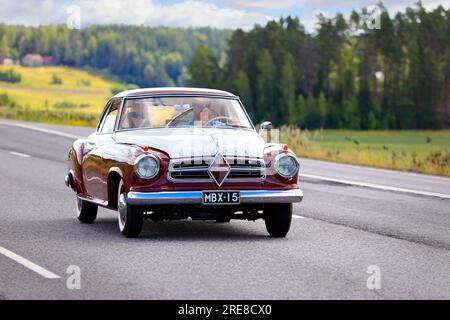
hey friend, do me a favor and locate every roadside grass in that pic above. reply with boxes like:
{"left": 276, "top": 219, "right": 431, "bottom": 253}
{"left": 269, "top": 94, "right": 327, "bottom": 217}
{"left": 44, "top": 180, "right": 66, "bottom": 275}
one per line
{"left": 0, "top": 105, "right": 98, "bottom": 127}
{"left": 281, "top": 126, "right": 450, "bottom": 177}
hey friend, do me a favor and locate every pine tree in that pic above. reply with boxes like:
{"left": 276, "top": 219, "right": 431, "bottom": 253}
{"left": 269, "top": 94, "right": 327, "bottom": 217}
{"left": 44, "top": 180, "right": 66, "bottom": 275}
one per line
{"left": 187, "top": 44, "right": 221, "bottom": 88}
{"left": 256, "top": 49, "right": 276, "bottom": 122}
{"left": 234, "top": 70, "right": 253, "bottom": 115}
{"left": 280, "top": 53, "right": 296, "bottom": 125}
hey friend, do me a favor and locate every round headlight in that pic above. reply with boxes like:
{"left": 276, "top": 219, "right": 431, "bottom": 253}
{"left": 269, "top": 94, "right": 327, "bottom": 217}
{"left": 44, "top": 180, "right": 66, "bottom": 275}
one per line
{"left": 275, "top": 154, "right": 299, "bottom": 178}
{"left": 134, "top": 155, "right": 159, "bottom": 179}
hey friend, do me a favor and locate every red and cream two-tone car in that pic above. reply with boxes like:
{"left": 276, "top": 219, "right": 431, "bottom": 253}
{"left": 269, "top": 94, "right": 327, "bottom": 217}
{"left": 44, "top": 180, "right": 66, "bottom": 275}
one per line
{"left": 65, "top": 88, "right": 303, "bottom": 238}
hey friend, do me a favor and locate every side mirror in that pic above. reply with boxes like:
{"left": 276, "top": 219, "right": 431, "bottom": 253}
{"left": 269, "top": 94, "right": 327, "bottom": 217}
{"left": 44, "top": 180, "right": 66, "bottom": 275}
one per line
{"left": 260, "top": 121, "right": 273, "bottom": 131}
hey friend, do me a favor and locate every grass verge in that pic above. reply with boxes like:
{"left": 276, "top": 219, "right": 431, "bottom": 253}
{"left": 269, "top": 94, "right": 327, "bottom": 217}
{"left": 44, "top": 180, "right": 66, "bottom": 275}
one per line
{"left": 281, "top": 126, "right": 450, "bottom": 177}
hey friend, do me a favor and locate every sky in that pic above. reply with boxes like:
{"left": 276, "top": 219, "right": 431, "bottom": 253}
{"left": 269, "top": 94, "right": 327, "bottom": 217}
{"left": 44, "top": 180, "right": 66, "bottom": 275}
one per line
{"left": 0, "top": 0, "right": 448, "bottom": 31}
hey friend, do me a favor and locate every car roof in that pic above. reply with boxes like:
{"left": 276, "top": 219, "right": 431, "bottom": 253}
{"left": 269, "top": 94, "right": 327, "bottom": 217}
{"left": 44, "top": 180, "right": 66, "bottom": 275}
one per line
{"left": 113, "top": 87, "right": 237, "bottom": 98}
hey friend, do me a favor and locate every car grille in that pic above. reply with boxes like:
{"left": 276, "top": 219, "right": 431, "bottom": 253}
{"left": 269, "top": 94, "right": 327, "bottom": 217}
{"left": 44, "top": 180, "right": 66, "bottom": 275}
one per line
{"left": 168, "top": 156, "right": 266, "bottom": 182}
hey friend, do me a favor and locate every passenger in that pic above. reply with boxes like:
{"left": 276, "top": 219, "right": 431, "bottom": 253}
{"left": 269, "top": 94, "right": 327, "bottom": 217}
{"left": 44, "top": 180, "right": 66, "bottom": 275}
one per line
{"left": 127, "top": 103, "right": 150, "bottom": 129}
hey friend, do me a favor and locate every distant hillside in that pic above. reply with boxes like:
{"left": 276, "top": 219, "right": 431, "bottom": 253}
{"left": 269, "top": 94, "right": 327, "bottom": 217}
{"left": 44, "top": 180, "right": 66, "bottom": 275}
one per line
{"left": 0, "top": 65, "right": 122, "bottom": 113}
{"left": 0, "top": 24, "right": 232, "bottom": 88}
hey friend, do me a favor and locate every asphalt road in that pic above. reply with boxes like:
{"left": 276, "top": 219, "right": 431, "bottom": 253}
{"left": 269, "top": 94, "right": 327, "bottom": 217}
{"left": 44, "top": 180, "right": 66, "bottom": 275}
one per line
{"left": 1, "top": 120, "right": 450, "bottom": 299}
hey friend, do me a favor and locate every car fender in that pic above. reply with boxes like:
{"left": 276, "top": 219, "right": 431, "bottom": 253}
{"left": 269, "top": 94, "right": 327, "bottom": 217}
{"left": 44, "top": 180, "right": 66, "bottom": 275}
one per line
{"left": 67, "top": 139, "right": 86, "bottom": 193}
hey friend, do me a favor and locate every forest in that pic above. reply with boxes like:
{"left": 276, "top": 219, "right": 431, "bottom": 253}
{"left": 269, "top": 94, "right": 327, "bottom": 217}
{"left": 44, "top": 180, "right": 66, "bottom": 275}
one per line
{"left": 188, "top": 3, "right": 450, "bottom": 129}
{"left": 0, "top": 24, "right": 231, "bottom": 88}
{"left": 0, "top": 3, "right": 449, "bottom": 129}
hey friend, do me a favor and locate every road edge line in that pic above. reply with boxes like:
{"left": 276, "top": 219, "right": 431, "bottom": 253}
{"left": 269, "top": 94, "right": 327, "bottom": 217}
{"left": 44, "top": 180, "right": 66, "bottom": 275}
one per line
{"left": 299, "top": 173, "right": 450, "bottom": 199}
{"left": 0, "top": 120, "right": 84, "bottom": 140}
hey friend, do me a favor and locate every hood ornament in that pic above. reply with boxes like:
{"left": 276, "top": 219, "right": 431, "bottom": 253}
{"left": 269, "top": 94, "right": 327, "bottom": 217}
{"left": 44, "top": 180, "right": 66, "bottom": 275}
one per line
{"left": 208, "top": 152, "right": 231, "bottom": 187}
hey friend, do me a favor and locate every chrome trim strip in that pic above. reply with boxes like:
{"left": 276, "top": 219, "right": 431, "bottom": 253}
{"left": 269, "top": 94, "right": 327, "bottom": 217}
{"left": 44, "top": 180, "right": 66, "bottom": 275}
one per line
{"left": 127, "top": 189, "right": 303, "bottom": 205}
{"left": 168, "top": 156, "right": 266, "bottom": 183}
{"left": 77, "top": 195, "right": 109, "bottom": 207}
{"left": 119, "top": 93, "right": 238, "bottom": 99}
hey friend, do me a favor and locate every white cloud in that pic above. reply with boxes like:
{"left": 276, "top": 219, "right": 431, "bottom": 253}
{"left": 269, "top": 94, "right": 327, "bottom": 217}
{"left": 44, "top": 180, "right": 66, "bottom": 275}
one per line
{"left": 230, "top": 0, "right": 448, "bottom": 11}
{"left": 0, "top": 0, "right": 273, "bottom": 29}
{"left": 230, "top": 0, "right": 301, "bottom": 9}
{"left": 0, "top": 0, "right": 447, "bottom": 31}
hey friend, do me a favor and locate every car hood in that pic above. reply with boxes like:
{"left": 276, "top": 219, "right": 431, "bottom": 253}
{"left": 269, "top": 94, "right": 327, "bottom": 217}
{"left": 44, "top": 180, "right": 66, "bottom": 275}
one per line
{"left": 114, "top": 127, "right": 266, "bottom": 159}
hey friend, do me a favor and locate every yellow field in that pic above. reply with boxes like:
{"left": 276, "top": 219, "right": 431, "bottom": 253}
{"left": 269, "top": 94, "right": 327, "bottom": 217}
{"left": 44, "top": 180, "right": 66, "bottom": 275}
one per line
{"left": 0, "top": 65, "right": 121, "bottom": 113}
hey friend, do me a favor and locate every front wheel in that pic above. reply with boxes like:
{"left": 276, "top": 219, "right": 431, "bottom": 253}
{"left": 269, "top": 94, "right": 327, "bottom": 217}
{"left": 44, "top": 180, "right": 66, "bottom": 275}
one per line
{"left": 117, "top": 180, "right": 143, "bottom": 238}
{"left": 264, "top": 203, "right": 292, "bottom": 238}
{"left": 76, "top": 197, "right": 98, "bottom": 223}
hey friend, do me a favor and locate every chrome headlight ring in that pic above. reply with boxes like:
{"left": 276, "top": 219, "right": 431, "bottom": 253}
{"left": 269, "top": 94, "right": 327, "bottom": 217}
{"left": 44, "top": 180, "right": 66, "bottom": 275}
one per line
{"left": 134, "top": 154, "right": 160, "bottom": 180}
{"left": 274, "top": 153, "right": 299, "bottom": 179}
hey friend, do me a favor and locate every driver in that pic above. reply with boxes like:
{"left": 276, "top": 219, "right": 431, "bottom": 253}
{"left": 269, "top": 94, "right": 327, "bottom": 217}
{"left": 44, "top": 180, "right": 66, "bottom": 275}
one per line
{"left": 127, "top": 102, "right": 150, "bottom": 129}
{"left": 193, "top": 106, "right": 211, "bottom": 126}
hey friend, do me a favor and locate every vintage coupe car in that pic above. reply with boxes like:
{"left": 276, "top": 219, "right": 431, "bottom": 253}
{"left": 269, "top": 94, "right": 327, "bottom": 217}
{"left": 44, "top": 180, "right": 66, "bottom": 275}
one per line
{"left": 65, "top": 87, "right": 303, "bottom": 238}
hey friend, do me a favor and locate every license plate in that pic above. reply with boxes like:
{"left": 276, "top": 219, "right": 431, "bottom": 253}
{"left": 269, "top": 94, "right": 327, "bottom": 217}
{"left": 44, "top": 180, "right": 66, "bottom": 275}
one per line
{"left": 202, "top": 191, "right": 240, "bottom": 205}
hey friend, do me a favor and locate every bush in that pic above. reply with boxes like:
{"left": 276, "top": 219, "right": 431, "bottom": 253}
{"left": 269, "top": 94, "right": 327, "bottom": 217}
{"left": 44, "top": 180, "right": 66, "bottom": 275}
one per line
{"left": 77, "top": 78, "right": 91, "bottom": 87}
{"left": 51, "top": 74, "right": 63, "bottom": 85}
{"left": 54, "top": 100, "right": 77, "bottom": 109}
{"left": 0, "top": 69, "right": 21, "bottom": 83}
{"left": 0, "top": 93, "right": 10, "bottom": 106}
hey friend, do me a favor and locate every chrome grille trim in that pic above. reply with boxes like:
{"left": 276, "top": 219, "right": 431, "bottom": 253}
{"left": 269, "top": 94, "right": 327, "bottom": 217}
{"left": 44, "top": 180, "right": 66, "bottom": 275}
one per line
{"left": 168, "top": 156, "right": 266, "bottom": 183}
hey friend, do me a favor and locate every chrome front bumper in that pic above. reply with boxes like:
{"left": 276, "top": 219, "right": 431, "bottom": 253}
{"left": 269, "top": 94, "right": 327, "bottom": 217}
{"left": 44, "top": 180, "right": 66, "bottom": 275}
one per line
{"left": 127, "top": 189, "right": 303, "bottom": 205}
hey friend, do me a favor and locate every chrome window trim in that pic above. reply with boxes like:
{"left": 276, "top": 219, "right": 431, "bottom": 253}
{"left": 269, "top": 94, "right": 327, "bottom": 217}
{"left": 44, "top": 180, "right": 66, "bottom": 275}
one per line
{"left": 96, "top": 100, "right": 113, "bottom": 133}
{"left": 115, "top": 94, "right": 255, "bottom": 133}
{"left": 97, "top": 98, "right": 122, "bottom": 135}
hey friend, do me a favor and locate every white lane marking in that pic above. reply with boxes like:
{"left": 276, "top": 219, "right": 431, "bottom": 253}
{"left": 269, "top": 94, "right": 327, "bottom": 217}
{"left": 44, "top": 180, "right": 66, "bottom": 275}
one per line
{"left": 0, "top": 246, "right": 61, "bottom": 279}
{"left": 10, "top": 151, "right": 30, "bottom": 158}
{"left": 300, "top": 173, "right": 450, "bottom": 199}
{"left": 293, "top": 215, "right": 305, "bottom": 219}
{"left": 0, "top": 121, "right": 84, "bottom": 140}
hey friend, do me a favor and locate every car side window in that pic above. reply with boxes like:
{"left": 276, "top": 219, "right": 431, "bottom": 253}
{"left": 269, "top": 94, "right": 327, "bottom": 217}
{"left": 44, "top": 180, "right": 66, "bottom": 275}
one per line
{"left": 99, "top": 100, "right": 121, "bottom": 134}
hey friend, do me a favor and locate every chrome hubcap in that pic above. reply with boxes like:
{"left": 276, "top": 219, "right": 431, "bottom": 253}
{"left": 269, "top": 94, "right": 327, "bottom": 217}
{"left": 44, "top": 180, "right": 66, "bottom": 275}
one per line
{"left": 76, "top": 197, "right": 82, "bottom": 216}
{"left": 118, "top": 192, "right": 127, "bottom": 231}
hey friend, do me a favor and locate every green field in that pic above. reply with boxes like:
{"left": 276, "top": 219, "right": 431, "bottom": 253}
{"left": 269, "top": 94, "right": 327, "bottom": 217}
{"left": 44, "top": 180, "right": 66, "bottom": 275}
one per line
{"left": 281, "top": 127, "right": 450, "bottom": 177}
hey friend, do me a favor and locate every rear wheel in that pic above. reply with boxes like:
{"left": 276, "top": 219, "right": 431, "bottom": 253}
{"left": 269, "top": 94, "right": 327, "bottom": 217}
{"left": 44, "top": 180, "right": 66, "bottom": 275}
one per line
{"left": 76, "top": 197, "right": 98, "bottom": 223}
{"left": 117, "top": 180, "right": 143, "bottom": 238}
{"left": 264, "top": 203, "right": 292, "bottom": 238}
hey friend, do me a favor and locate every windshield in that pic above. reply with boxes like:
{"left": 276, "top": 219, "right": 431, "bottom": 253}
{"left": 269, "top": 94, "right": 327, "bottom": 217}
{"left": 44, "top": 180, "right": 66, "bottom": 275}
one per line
{"left": 118, "top": 96, "right": 253, "bottom": 130}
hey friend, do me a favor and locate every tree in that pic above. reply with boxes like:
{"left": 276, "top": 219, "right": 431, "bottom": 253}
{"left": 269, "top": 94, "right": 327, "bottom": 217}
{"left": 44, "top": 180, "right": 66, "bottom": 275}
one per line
{"left": 234, "top": 70, "right": 253, "bottom": 115}
{"left": 317, "top": 91, "right": 328, "bottom": 127}
{"left": 296, "top": 95, "right": 307, "bottom": 127}
{"left": 358, "top": 81, "right": 376, "bottom": 130}
{"left": 187, "top": 44, "right": 221, "bottom": 88}
{"left": 280, "top": 53, "right": 296, "bottom": 125}
{"left": 255, "top": 49, "right": 276, "bottom": 122}
{"left": 340, "top": 98, "right": 360, "bottom": 129}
